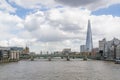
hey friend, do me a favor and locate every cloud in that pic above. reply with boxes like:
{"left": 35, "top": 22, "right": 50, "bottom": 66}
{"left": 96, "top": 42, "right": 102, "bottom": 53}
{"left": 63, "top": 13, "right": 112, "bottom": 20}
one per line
{"left": 22, "top": 7, "right": 120, "bottom": 50}
{"left": 55, "top": 0, "right": 120, "bottom": 10}
{"left": 91, "top": 15, "right": 120, "bottom": 39}
{"left": 0, "top": 11, "right": 23, "bottom": 39}
{"left": 24, "top": 11, "right": 45, "bottom": 31}
{"left": 8, "top": 0, "right": 120, "bottom": 11}
{"left": 47, "top": 8, "right": 90, "bottom": 32}
{"left": 0, "top": 1, "right": 120, "bottom": 52}
{"left": 0, "top": 0, "right": 16, "bottom": 13}
{"left": 9, "top": 0, "right": 56, "bottom": 9}
{"left": 55, "top": 0, "right": 98, "bottom": 7}
{"left": 23, "top": 8, "right": 90, "bottom": 43}
{"left": 0, "top": 37, "right": 36, "bottom": 47}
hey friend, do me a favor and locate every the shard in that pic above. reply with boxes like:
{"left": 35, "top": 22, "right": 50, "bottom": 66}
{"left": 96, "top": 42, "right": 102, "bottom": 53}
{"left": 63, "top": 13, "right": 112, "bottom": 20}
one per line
{"left": 86, "top": 20, "right": 93, "bottom": 52}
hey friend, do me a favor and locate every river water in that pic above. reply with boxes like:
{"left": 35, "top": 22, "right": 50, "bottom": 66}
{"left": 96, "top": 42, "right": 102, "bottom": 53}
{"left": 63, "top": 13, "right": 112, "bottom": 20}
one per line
{"left": 0, "top": 59, "right": 120, "bottom": 80}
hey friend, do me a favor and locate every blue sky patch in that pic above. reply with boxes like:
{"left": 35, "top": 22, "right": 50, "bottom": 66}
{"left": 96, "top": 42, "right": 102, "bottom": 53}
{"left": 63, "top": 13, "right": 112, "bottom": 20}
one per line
{"left": 7, "top": 0, "right": 51, "bottom": 18}
{"left": 92, "top": 3, "right": 120, "bottom": 17}
{"left": 7, "top": 0, "right": 34, "bottom": 18}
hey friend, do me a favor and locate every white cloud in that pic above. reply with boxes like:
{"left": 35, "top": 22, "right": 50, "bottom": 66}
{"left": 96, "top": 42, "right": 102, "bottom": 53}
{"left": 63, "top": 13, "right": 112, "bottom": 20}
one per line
{"left": 0, "top": 37, "right": 36, "bottom": 48}
{"left": 9, "top": 0, "right": 56, "bottom": 9}
{"left": 0, "top": 40, "right": 9, "bottom": 47}
{"left": 0, "top": 11, "right": 23, "bottom": 39}
{"left": 9, "top": 37, "right": 36, "bottom": 47}
{"left": 91, "top": 15, "right": 120, "bottom": 40}
{"left": 47, "top": 8, "right": 90, "bottom": 32}
{"left": 0, "top": 1, "right": 120, "bottom": 53}
{"left": 22, "top": 7, "right": 120, "bottom": 52}
{"left": 24, "top": 8, "right": 90, "bottom": 42}
{"left": 24, "top": 11, "right": 45, "bottom": 31}
{"left": 0, "top": 0, "right": 16, "bottom": 13}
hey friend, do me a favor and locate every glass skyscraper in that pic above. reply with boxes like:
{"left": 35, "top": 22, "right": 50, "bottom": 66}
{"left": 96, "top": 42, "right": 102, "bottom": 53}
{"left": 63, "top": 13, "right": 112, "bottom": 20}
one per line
{"left": 86, "top": 20, "right": 93, "bottom": 52}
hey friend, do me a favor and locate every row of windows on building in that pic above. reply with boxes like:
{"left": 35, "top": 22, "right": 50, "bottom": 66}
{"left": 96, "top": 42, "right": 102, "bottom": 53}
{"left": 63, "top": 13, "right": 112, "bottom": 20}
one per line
{"left": 99, "top": 38, "right": 120, "bottom": 60}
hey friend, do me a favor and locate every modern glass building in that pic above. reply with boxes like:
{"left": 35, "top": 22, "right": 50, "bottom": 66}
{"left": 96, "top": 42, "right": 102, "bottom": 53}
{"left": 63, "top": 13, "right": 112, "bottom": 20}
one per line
{"left": 86, "top": 20, "right": 93, "bottom": 52}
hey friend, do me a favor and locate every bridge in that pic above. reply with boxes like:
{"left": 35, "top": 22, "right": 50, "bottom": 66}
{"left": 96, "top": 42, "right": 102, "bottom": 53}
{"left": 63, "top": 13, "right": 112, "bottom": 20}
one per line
{"left": 29, "top": 53, "right": 96, "bottom": 61}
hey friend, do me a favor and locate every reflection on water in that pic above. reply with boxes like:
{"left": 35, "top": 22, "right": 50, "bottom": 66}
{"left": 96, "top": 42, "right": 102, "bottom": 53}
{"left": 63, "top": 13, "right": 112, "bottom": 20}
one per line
{"left": 0, "top": 59, "right": 120, "bottom": 80}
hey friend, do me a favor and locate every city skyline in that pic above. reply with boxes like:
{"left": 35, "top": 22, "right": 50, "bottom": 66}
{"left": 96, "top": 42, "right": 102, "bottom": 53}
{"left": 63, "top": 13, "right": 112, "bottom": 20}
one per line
{"left": 0, "top": 1, "right": 120, "bottom": 80}
{"left": 0, "top": 0, "right": 120, "bottom": 53}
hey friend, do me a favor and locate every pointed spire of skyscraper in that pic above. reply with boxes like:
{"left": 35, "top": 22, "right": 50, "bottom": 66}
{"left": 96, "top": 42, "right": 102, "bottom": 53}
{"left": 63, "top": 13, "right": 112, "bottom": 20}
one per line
{"left": 86, "top": 20, "right": 93, "bottom": 52}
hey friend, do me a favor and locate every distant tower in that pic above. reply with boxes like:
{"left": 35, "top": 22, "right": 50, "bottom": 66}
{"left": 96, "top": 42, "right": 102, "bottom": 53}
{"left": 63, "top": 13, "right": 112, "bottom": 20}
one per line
{"left": 86, "top": 20, "right": 93, "bottom": 52}
{"left": 23, "top": 43, "right": 29, "bottom": 54}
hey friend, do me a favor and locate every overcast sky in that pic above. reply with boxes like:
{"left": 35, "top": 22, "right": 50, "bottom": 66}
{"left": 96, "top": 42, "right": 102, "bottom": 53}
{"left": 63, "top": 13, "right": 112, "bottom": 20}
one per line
{"left": 0, "top": 0, "right": 120, "bottom": 53}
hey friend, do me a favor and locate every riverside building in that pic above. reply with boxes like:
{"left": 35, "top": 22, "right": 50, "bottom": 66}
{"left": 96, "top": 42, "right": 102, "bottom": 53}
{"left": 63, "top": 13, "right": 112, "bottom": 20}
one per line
{"left": 0, "top": 47, "right": 24, "bottom": 63}
{"left": 99, "top": 38, "right": 120, "bottom": 60}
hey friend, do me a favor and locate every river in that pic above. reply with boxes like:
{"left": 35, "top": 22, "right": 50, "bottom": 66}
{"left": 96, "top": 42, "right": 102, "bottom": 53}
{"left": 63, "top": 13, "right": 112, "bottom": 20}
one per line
{"left": 0, "top": 59, "right": 120, "bottom": 80}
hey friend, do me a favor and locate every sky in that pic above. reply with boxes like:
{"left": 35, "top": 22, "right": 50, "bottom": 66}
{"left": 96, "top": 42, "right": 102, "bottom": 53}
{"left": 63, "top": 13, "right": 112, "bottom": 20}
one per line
{"left": 0, "top": 0, "right": 120, "bottom": 53}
